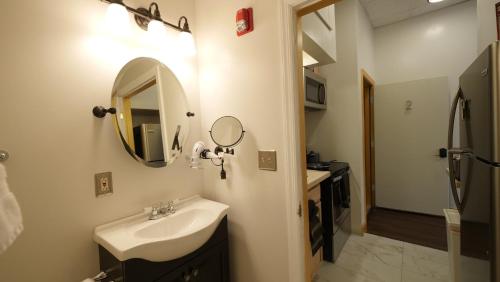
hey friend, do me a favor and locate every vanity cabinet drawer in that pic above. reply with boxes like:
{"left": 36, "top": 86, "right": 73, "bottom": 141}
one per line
{"left": 156, "top": 241, "right": 228, "bottom": 282}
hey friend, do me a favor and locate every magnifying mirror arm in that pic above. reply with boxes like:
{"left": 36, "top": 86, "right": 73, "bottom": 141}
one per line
{"left": 201, "top": 150, "right": 223, "bottom": 160}
{"left": 190, "top": 141, "right": 219, "bottom": 166}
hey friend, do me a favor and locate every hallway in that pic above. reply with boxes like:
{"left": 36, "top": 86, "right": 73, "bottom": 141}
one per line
{"left": 315, "top": 233, "right": 449, "bottom": 282}
{"left": 367, "top": 208, "right": 447, "bottom": 251}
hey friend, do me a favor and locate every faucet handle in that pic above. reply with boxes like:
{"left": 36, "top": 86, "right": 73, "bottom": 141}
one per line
{"left": 152, "top": 202, "right": 164, "bottom": 213}
{"left": 166, "top": 200, "right": 176, "bottom": 214}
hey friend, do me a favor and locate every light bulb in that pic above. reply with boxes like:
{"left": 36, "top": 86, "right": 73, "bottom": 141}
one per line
{"left": 105, "top": 3, "right": 130, "bottom": 35}
{"left": 178, "top": 31, "right": 196, "bottom": 57}
{"left": 147, "top": 20, "right": 168, "bottom": 43}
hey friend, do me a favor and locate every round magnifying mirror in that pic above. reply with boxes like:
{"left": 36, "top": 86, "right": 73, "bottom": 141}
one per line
{"left": 112, "top": 57, "right": 191, "bottom": 167}
{"left": 210, "top": 116, "right": 245, "bottom": 148}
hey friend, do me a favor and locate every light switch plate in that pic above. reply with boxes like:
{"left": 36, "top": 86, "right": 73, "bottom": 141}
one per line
{"left": 258, "top": 150, "right": 277, "bottom": 171}
{"left": 95, "top": 172, "right": 113, "bottom": 197}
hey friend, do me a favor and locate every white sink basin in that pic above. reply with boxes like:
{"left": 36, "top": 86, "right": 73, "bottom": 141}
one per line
{"left": 93, "top": 196, "right": 229, "bottom": 262}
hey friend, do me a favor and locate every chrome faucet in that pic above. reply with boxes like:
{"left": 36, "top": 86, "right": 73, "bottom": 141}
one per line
{"left": 149, "top": 200, "right": 176, "bottom": 220}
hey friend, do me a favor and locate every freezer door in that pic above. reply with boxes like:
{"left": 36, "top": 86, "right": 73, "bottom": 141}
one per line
{"left": 141, "top": 124, "right": 165, "bottom": 162}
{"left": 459, "top": 44, "right": 495, "bottom": 163}
{"left": 459, "top": 155, "right": 495, "bottom": 282}
{"left": 495, "top": 165, "right": 500, "bottom": 282}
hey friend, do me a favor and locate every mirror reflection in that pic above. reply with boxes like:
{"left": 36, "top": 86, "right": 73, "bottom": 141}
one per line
{"left": 112, "top": 57, "right": 190, "bottom": 167}
{"left": 210, "top": 116, "right": 245, "bottom": 148}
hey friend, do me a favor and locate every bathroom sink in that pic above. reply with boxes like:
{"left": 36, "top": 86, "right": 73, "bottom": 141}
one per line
{"left": 93, "top": 196, "right": 229, "bottom": 262}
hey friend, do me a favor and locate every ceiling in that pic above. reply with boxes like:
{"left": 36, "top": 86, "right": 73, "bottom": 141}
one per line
{"left": 359, "top": 0, "right": 470, "bottom": 28}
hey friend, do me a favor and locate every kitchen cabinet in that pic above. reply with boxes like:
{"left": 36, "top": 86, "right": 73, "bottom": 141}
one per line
{"left": 308, "top": 184, "right": 323, "bottom": 277}
{"left": 302, "top": 5, "right": 336, "bottom": 65}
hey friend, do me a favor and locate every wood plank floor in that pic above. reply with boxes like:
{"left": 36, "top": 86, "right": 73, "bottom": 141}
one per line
{"left": 367, "top": 207, "right": 448, "bottom": 251}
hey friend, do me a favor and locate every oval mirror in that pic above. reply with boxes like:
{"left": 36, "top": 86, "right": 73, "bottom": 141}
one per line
{"left": 112, "top": 57, "right": 191, "bottom": 167}
{"left": 210, "top": 116, "right": 245, "bottom": 148}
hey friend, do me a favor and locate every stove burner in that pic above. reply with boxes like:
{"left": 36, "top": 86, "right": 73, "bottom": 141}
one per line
{"left": 307, "top": 160, "right": 349, "bottom": 175}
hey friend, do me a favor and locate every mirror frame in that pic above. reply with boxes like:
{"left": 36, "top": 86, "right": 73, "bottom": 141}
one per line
{"left": 209, "top": 116, "right": 245, "bottom": 148}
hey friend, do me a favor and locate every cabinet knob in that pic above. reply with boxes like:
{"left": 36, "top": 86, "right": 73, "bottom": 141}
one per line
{"left": 183, "top": 273, "right": 191, "bottom": 281}
{"left": 192, "top": 268, "right": 199, "bottom": 277}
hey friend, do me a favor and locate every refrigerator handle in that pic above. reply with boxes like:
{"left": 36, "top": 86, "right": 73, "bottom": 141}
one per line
{"left": 448, "top": 88, "right": 465, "bottom": 213}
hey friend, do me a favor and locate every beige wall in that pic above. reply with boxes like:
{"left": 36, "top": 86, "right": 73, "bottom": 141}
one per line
{"left": 0, "top": 1, "right": 203, "bottom": 281}
{"left": 477, "top": 0, "right": 499, "bottom": 53}
{"left": 356, "top": 2, "right": 377, "bottom": 78}
{"left": 195, "top": 0, "right": 291, "bottom": 281}
{"left": 306, "top": 0, "right": 375, "bottom": 233}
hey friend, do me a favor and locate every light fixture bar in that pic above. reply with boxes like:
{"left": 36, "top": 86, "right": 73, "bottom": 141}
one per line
{"left": 99, "top": 0, "right": 192, "bottom": 33}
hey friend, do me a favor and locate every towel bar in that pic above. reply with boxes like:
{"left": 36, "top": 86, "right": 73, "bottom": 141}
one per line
{"left": 0, "top": 150, "right": 9, "bottom": 162}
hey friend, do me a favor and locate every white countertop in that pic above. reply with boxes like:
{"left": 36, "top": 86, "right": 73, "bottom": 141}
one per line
{"left": 307, "top": 170, "right": 331, "bottom": 190}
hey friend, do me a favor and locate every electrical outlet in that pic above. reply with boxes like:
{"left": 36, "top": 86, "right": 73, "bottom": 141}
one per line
{"left": 95, "top": 172, "right": 113, "bottom": 197}
{"left": 258, "top": 150, "right": 277, "bottom": 171}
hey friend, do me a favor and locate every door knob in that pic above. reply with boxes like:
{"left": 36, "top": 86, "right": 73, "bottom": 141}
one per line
{"left": 433, "top": 148, "right": 447, "bottom": 158}
{"left": 437, "top": 148, "right": 447, "bottom": 158}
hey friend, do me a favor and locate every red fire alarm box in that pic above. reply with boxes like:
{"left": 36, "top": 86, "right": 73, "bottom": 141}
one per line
{"left": 236, "top": 8, "right": 254, "bottom": 37}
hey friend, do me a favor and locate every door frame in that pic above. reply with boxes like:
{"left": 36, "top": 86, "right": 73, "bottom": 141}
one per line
{"left": 278, "top": 1, "right": 341, "bottom": 282}
{"left": 361, "top": 69, "right": 375, "bottom": 230}
{"left": 122, "top": 78, "right": 158, "bottom": 150}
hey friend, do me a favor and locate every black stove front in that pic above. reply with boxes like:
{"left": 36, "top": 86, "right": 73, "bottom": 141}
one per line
{"left": 308, "top": 160, "right": 351, "bottom": 262}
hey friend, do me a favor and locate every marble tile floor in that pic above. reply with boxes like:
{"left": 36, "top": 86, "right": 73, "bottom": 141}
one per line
{"left": 314, "top": 233, "right": 450, "bottom": 282}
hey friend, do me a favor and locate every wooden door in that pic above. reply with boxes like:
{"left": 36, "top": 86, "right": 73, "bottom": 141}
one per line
{"left": 362, "top": 70, "right": 375, "bottom": 218}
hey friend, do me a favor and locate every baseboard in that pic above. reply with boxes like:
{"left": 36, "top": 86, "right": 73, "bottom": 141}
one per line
{"left": 372, "top": 206, "right": 446, "bottom": 219}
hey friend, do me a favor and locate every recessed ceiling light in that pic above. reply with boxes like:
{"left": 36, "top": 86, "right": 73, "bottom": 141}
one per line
{"left": 428, "top": 0, "right": 445, "bottom": 3}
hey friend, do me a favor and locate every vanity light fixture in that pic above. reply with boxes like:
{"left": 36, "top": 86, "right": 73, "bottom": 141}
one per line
{"left": 145, "top": 3, "right": 167, "bottom": 40}
{"left": 427, "top": 0, "right": 445, "bottom": 3}
{"left": 178, "top": 17, "right": 197, "bottom": 56}
{"left": 105, "top": 0, "right": 129, "bottom": 27}
{"left": 100, "top": 0, "right": 196, "bottom": 54}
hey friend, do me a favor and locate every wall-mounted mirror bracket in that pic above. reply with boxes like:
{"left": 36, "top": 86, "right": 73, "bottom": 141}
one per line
{"left": 190, "top": 141, "right": 227, "bottom": 179}
{"left": 93, "top": 106, "right": 116, "bottom": 118}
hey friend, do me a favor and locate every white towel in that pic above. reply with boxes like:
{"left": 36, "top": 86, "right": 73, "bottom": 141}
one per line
{"left": 0, "top": 163, "right": 23, "bottom": 254}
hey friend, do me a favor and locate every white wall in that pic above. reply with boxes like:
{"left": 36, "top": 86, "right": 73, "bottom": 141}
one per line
{"left": 373, "top": 1, "right": 477, "bottom": 210}
{"left": 130, "top": 85, "right": 160, "bottom": 109}
{"left": 195, "top": 1, "right": 291, "bottom": 281}
{"left": 0, "top": 1, "right": 203, "bottom": 281}
{"left": 374, "top": 0, "right": 477, "bottom": 96}
{"left": 306, "top": 0, "right": 375, "bottom": 233}
{"left": 356, "top": 2, "right": 377, "bottom": 77}
{"left": 477, "top": 0, "right": 499, "bottom": 53}
{"left": 374, "top": 78, "right": 450, "bottom": 215}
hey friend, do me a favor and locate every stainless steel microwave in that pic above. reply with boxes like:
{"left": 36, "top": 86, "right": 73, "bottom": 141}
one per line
{"left": 304, "top": 68, "right": 327, "bottom": 110}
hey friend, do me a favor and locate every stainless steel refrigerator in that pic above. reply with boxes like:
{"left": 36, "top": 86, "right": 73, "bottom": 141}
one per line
{"left": 448, "top": 41, "right": 500, "bottom": 282}
{"left": 133, "top": 124, "right": 165, "bottom": 162}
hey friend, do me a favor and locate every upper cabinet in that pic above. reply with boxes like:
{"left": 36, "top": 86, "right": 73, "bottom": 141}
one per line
{"left": 302, "top": 5, "right": 337, "bottom": 66}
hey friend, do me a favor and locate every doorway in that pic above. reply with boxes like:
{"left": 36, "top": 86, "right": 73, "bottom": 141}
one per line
{"left": 291, "top": 1, "right": 341, "bottom": 282}
{"left": 361, "top": 69, "right": 375, "bottom": 223}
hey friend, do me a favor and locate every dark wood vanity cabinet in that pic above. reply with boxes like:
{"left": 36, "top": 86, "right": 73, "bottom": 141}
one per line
{"left": 98, "top": 216, "right": 229, "bottom": 282}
